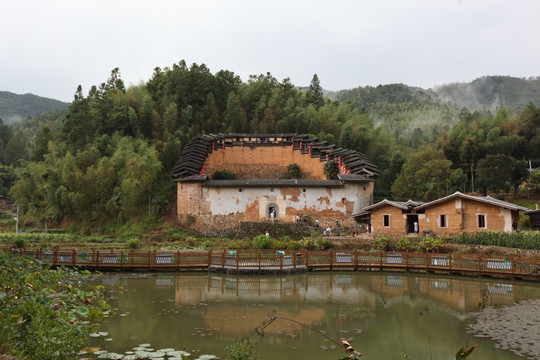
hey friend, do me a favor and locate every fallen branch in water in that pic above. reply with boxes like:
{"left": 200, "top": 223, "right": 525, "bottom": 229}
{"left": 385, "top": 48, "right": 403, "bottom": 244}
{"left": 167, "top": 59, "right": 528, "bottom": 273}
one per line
{"left": 254, "top": 311, "right": 362, "bottom": 359}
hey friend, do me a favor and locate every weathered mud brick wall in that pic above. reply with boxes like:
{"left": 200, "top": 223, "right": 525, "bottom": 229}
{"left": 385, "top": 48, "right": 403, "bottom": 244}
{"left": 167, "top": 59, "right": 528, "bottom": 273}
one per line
{"left": 204, "top": 146, "right": 326, "bottom": 179}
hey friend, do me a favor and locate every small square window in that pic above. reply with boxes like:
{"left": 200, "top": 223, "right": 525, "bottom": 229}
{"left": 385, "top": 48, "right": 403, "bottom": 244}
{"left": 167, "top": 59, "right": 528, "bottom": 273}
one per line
{"left": 239, "top": 189, "right": 242, "bottom": 192}
{"left": 440, "top": 215, "right": 447, "bottom": 228}
{"left": 383, "top": 214, "right": 390, "bottom": 227}
{"left": 303, "top": 189, "right": 306, "bottom": 192}
{"left": 478, "top": 214, "right": 486, "bottom": 228}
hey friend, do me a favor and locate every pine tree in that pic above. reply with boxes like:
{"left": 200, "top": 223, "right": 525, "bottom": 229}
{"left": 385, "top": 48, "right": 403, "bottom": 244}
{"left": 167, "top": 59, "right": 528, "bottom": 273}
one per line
{"left": 307, "top": 74, "right": 324, "bottom": 109}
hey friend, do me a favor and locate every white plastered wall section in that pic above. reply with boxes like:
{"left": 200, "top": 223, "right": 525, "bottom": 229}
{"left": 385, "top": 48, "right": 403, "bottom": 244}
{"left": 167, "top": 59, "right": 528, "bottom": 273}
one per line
{"left": 202, "top": 183, "right": 371, "bottom": 218}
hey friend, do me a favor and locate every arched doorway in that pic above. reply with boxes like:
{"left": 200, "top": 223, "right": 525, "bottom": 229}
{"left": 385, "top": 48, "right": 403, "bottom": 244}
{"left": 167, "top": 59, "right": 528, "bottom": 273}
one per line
{"left": 267, "top": 204, "right": 278, "bottom": 220}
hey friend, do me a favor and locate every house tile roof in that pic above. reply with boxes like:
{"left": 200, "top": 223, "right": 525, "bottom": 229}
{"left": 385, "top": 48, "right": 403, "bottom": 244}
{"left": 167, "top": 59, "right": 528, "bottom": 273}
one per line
{"left": 360, "top": 199, "right": 425, "bottom": 212}
{"left": 355, "top": 192, "right": 530, "bottom": 219}
{"left": 414, "top": 191, "right": 529, "bottom": 211}
{"left": 352, "top": 199, "right": 425, "bottom": 217}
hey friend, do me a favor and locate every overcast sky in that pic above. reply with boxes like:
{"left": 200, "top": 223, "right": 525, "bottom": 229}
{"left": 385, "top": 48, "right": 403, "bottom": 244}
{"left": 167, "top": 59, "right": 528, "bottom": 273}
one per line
{"left": 2, "top": 0, "right": 539, "bottom": 102}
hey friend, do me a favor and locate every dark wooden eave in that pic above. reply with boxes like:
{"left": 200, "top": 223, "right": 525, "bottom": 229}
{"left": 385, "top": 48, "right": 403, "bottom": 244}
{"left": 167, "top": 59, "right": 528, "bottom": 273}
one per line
{"left": 171, "top": 133, "right": 380, "bottom": 180}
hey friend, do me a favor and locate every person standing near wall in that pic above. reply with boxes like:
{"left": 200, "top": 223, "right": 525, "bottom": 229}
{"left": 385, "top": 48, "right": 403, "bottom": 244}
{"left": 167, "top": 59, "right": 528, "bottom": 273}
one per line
{"left": 414, "top": 221, "right": 419, "bottom": 234}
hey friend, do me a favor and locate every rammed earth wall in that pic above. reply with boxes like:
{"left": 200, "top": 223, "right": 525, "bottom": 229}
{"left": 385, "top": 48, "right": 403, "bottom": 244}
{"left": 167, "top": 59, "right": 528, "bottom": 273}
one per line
{"left": 174, "top": 134, "right": 379, "bottom": 232}
{"left": 420, "top": 198, "right": 516, "bottom": 235}
{"left": 204, "top": 146, "right": 326, "bottom": 179}
{"left": 177, "top": 182, "right": 373, "bottom": 231}
{"left": 368, "top": 197, "right": 520, "bottom": 237}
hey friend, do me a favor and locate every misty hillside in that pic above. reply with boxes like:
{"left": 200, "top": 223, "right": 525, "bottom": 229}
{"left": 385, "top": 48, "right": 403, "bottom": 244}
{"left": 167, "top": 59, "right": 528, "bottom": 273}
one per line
{"left": 336, "top": 83, "right": 459, "bottom": 136}
{"left": 0, "top": 91, "right": 70, "bottom": 124}
{"left": 335, "top": 76, "right": 540, "bottom": 136}
{"left": 434, "top": 76, "right": 540, "bottom": 110}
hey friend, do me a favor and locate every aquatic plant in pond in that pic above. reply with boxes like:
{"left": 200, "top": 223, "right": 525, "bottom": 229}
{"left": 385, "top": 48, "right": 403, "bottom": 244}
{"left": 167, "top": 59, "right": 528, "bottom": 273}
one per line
{"left": 81, "top": 341, "right": 217, "bottom": 360}
{"left": 227, "top": 337, "right": 258, "bottom": 360}
{"left": 0, "top": 251, "right": 109, "bottom": 359}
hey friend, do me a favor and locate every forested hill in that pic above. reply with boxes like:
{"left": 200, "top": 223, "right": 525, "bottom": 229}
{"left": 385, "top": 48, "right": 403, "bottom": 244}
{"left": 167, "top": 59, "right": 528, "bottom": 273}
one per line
{"left": 0, "top": 91, "right": 70, "bottom": 124}
{"left": 434, "top": 76, "right": 540, "bottom": 111}
{"left": 335, "top": 83, "right": 459, "bottom": 137}
{"left": 1, "top": 63, "right": 539, "bottom": 225}
{"left": 335, "top": 76, "right": 540, "bottom": 136}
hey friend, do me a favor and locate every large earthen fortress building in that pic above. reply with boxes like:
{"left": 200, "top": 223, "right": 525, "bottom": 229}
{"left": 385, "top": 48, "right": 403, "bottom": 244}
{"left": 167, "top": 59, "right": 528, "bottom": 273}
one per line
{"left": 172, "top": 134, "right": 379, "bottom": 230}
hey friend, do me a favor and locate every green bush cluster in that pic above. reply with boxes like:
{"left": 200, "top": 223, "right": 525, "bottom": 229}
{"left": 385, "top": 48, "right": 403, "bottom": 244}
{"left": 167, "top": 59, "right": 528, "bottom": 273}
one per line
{"left": 299, "top": 237, "right": 333, "bottom": 250}
{"left": 284, "top": 163, "right": 300, "bottom": 179}
{"left": 0, "top": 252, "right": 109, "bottom": 359}
{"left": 373, "top": 235, "right": 392, "bottom": 251}
{"left": 126, "top": 238, "right": 142, "bottom": 249}
{"left": 252, "top": 234, "right": 272, "bottom": 249}
{"left": 453, "top": 231, "right": 540, "bottom": 250}
{"left": 416, "top": 237, "right": 446, "bottom": 252}
{"left": 271, "top": 236, "right": 303, "bottom": 250}
{"left": 212, "top": 170, "right": 237, "bottom": 180}
{"left": 397, "top": 236, "right": 411, "bottom": 251}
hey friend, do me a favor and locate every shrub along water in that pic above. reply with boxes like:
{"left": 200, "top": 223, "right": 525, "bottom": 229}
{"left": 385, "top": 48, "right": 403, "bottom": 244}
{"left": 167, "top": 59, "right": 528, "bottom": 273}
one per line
{"left": 0, "top": 251, "right": 109, "bottom": 359}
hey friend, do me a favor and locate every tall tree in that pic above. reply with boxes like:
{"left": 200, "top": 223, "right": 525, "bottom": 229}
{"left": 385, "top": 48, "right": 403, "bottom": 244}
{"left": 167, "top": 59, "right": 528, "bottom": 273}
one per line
{"left": 62, "top": 85, "right": 93, "bottom": 150}
{"left": 31, "top": 126, "right": 53, "bottom": 162}
{"left": 306, "top": 74, "right": 324, "bottom": 109}
{"left": 3, "top": 131, "right": 29, "bottom": 167}
{"left": 392, "top": 149, "right": 454, "bottom": 201}
{"left": 0, "top": 119, "right": 14, "bottom": 165}
{"left": 476, "top": 154, "right": 528, "bottom": 198}
{"left": 224, "top": 92, "right": 247, "bottom": 133}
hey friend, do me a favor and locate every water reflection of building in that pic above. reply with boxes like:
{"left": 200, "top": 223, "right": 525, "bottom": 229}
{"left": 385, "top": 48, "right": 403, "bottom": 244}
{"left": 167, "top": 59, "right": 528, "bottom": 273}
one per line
{"left": 97, "top": 273, "right": 540, "bottom": 342}
{"left": 166, "top": 273, "right": 538, "bottom": 314}
{"left": 99, "top": 273, "right": 539, "bottom": 332}
{"left": 367, "top": 274, "right": 535, "bottom": 312}
{"left": 173, "top": 274, "right": 379, "bottom": 306}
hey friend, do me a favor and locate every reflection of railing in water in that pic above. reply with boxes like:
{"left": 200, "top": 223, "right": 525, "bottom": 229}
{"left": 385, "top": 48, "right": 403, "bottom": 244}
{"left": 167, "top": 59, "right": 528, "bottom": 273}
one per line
{"left": 488, "top": 283, "right": 513, "bottom": 295}
{"left": 220, "top": 278, "right": 295, "bottom": 293}
{"left": 94, "top": 272, "right": 538, "bottom": 313}
{"left": 4, "top": 248, "right": 540, "bottom": 281}
{"left": 386, "top": 276, "right": 403, "bottom": 287}
{"left": 155, "top": 277, "right": 173, "bottom": 287}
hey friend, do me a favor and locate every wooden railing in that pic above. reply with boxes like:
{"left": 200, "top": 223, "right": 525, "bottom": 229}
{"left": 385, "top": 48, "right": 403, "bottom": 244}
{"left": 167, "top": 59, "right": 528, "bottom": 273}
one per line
{"left": 4, "top": 248, "right": 540, "bottom": 280}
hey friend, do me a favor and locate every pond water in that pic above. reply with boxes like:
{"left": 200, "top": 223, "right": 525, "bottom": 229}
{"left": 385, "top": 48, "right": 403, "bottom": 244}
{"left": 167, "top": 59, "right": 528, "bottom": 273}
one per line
{"left": 86, "top": 272, "right": 540, "bottom": 360}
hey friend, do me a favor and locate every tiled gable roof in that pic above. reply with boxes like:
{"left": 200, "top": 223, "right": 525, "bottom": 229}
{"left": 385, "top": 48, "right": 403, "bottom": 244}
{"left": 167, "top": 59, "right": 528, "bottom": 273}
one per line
{"left": 415, "top": 191, "right": 529, "bottom": 211}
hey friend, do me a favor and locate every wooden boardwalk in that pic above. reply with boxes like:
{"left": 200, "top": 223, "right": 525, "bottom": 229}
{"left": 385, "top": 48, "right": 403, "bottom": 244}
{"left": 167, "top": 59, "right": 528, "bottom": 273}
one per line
{"left": 4, "top": 248, "right": 540, "bottom": 280}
